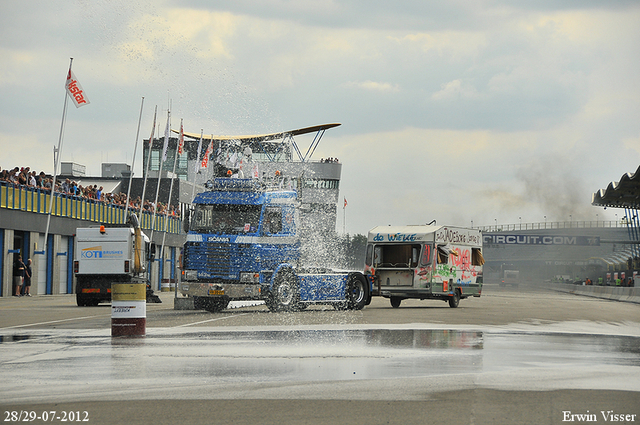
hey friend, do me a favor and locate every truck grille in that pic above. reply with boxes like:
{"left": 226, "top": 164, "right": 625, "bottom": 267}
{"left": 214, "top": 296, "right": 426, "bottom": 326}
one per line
{"left": 185, "top": 242, "right": 231, "bottom": 277}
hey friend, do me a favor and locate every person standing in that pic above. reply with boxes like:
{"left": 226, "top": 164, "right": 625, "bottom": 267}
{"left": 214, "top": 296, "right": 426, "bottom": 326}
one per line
{"left": 13, "top": 254, "right": 24, "bottom": 297}
{"left": 22, "top": 259, "right": 32, "bottom": 296}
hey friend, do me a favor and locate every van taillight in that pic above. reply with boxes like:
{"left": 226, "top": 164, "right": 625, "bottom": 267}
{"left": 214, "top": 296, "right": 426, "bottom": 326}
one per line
{"left": 124, "top": 260, "right": 130, "bottom": 273}
{"left": 73, "top": 261, "right": 79, "bottom": 273}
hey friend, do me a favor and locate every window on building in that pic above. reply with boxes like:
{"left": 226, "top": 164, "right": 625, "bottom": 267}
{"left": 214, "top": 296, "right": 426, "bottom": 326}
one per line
{"left": 151, "top": 150, "right": 160, "bottom": 171}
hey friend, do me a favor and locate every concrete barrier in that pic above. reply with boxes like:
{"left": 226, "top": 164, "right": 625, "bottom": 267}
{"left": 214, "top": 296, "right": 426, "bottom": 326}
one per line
{"left": 173, "top": 297, "right": 194, "bottom": 310}
{"left": 550, "top": 283, "right": 640, "bottom": 304}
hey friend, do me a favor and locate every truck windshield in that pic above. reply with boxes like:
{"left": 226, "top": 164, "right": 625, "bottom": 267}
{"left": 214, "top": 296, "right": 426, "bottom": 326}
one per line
{"left": 191, "top": 204, "right": 261, "bottom": 234}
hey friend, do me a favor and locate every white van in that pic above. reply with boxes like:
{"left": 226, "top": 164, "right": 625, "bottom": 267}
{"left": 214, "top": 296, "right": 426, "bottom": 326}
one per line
{"left": 365, "top": 225, "right": 484, "bottom": 308}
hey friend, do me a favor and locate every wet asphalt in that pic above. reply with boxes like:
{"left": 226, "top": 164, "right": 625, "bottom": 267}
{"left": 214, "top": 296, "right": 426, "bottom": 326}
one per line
{"left": 1, "top": 284, "right": 639, "bottom": 424}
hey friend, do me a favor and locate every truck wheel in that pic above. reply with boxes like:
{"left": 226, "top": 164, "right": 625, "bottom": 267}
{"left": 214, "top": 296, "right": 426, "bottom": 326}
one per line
{"left": 346, "top": 273, "right": 368, "bottom": 310}
{"left": 197, "top": 296, "right": 230, "bottom": 313}
{"left": 193, "top": 296, "right": 203, "bottom": 310}
{"left": 269, "top": 269, "right": 299, "bottom": 312}
{"left": 390, "top": 297, "right": 402, "bottom": 308}
{"left": 448, "top": 290, "right": 460, "bottom": 308}
{"left": 76, "top": 295, "right": 88, "bottom": 307}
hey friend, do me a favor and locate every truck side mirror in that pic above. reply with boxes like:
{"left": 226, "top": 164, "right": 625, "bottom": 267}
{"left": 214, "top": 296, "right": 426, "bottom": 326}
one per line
{"left": 183, "top": 209, "right": 191, "bottom": 233}
{"left": 148, "top": 243, "right": 156, "bottom": 261}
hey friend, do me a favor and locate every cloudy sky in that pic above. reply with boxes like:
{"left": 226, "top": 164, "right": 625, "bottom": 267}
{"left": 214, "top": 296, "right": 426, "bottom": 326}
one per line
{"left": 1, "top": 0, "right": 639, "bottom": 235}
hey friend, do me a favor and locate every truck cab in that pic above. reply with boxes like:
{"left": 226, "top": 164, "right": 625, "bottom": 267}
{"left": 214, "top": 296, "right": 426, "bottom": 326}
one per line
{"left": 180, "top": 178, "right": 299, "bottom": 310}
{"left": 180, "top": 178, "right": 368, "bottom": 312}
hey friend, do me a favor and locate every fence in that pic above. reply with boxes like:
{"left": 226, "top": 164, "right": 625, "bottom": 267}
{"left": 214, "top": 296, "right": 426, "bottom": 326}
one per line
{"left": 479, "top": 220, "right": 623, "bottom": 233}
{"left": 0, "top": 183, "right": 181, "bottom": 234}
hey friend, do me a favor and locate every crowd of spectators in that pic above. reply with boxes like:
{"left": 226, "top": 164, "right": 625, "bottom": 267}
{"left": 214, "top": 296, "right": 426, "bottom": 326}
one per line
{"left": 0, "top": 166, "right": 179, "bottom": 217}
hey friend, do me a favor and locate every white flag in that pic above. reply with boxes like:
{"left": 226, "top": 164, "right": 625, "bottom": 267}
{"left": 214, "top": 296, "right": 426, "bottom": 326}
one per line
{"left": 195, "top": 131, "right": 203, "bottom": 173}
{"left": 148, "top": 107, "right": 157, "bottom": 146}
{"left": 65, "top": 69, "right": 90, "bottom": 108}
{"left": 161, "top": 110, "right": 170, "bottom": 163}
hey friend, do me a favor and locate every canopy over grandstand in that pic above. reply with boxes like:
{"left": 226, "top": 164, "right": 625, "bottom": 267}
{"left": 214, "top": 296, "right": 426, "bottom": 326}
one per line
{"left": 592, "top": 165, "right": 640, "bottom": 209}
{"left": 591, "top": 165, "right": 640, "bottom": 271}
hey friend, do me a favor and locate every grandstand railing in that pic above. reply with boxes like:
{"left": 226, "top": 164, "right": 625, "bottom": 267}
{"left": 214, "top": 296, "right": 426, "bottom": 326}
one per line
{"left": 0, "top": 183, "right": 181, "bottom": 234}
{"left": 479, "top": 220, "right": 625, "bottom": 233}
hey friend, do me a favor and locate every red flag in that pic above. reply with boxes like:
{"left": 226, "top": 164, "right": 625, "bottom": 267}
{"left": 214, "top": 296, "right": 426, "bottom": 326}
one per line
{"left": 344, "top": 197, "right": 347, "bottom": 208}
{"left": 65, "top": 68, "right": 90, "bottom": 108}
{"left": 201, "top": 139, "right": 213, "bottom": 168}
{"left": 178, "top": 119, "right": 184, "bottom": 155}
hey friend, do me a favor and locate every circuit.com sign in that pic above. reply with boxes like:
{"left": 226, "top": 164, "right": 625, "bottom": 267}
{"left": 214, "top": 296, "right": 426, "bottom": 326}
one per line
{"left": 483, "top": 234, "right": 600, "bottom": 246}
{"left": 81, "top": 246, "right": 124, "bottom": 258}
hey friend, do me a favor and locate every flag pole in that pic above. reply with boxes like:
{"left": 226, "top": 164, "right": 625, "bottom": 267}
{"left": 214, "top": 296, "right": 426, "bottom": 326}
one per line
{"left": 163, "top": 118, "right": 182, "bottom": 298}
{"left": 150, "top": 108, "right": 170, "bottom": 245}
{"left": 343, "top": 197, "right": 347, "bottom": 235}
{"left": 43, "top": 57, "right": 73, "bottom": 254}
{"left": 150, "top": 108, "right": 169, "bottom": 292}
{"left": 190, "top": 129, "right": 203, "bottom": 202}
{"left": 124, "top": 97, "right": 145, "bottom": 221}
{"left": 139, "top": 105, "right": 157, "bottom": 224}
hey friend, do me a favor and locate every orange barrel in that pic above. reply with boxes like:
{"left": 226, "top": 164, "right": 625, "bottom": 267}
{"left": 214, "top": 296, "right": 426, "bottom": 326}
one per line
{"left": 111, "top": 282, "right": 146, "bottom": 337}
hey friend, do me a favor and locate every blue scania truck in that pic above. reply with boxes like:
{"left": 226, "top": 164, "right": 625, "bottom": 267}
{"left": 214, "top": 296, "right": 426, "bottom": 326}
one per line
{"left": 179, "top": 177, "right": 370, "bottom": 312}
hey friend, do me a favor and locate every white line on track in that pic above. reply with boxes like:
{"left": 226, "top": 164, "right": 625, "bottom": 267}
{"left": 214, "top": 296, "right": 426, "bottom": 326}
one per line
{"left": 0, "top": 314, "right": 111, "bottom": 331}
{"left": 172, "top": 312, "right": 251, "bottom": 328}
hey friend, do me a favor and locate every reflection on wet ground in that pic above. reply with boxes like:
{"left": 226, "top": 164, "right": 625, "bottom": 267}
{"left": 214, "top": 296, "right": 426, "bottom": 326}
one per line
{"left": 1, "top": 328, "right": 639, "bottom": 403}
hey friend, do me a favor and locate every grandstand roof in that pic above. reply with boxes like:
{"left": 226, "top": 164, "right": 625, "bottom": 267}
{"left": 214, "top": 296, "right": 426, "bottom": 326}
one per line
{"left": 592, "top": 165, "right": 640, "bottom": 209}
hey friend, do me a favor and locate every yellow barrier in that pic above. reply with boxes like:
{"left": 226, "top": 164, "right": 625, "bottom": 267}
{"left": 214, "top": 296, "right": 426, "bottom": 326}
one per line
{"left": 0, "top": 184, "right": 181, "bottom": 233}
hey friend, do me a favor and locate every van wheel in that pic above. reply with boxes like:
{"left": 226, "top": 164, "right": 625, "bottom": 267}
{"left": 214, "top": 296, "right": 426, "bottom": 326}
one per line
{"left": 448, "top": 290, "right": 460, "bottom": 308}
{"left": 390, "top": 297, "right": 402, "bottom": 308}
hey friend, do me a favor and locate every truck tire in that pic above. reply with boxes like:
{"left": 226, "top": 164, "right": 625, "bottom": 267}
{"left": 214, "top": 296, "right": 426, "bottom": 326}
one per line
{"left": 390, "top": 297, "right": 402, "bottom": 308}
{"left": 448, "top": 289, "right": 460, "bottom": 308}
{"left": 194, "top": 296, "right": 229, "bottom": 313}
{"left": 268, "top": 269, "right": 299, "bottom": 312}
{"left": 346, "top": 273, "right": 368, "bottom": 310}
{"left": 77, "top": 295, "right": 99, "bottom": 306}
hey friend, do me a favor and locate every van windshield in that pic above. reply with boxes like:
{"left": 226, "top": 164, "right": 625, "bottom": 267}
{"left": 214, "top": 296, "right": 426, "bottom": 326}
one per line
{"left": 192, "top": 204, "right": 261, "bottom": 234}
{"left": 371, "top": 244, "right": 422, "bottom": 268}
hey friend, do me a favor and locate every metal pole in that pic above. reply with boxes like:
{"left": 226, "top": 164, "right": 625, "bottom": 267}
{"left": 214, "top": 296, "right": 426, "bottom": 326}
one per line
{"left": 190, "top": 129, "right": 203, "bottom": 202}
{"left": 139, "top": 105, "right": 157, "bottom": 224}
{"left": 44, "top": 57, "right": 73, "bottom": 253}
{"left": 162, "top": 118, "right": 181, "bottom": 298}
{"left": 124, "top": 97, "right": 145, "bottom": 221}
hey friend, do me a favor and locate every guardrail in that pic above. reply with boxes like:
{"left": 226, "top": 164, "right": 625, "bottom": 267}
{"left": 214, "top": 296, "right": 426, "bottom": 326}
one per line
{"left": 549, "top": 282, "right": 640, "bottom": 304}
{"left": 0, "top": 183, "right": 181, "bottom": 234}
{"left": 479, "top": 220, "right": 623, "bottom": 233}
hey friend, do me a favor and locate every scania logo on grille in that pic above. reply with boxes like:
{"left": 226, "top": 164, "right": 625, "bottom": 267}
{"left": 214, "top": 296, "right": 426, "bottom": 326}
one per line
{"left": 208, "top": 236, "right": 230, "bottom": 242}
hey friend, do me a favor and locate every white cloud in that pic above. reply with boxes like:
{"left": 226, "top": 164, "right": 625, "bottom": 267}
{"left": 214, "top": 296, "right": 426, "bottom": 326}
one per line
{"left": 431, "top": 79, "right": 478, "bottom": 100}
{"left": 345, "top": 80, "right": 400, "bottom": 92}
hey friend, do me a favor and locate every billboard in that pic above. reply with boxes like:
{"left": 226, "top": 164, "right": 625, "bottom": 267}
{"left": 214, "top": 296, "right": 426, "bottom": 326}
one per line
{"left": 484, "top": 234, "right": 600, "bottom": 246}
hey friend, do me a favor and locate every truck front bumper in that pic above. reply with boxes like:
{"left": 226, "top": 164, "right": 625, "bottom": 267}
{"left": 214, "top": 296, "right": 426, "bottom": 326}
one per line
{"left": 180, "top": 282, "right": 263, "bottom": 299}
